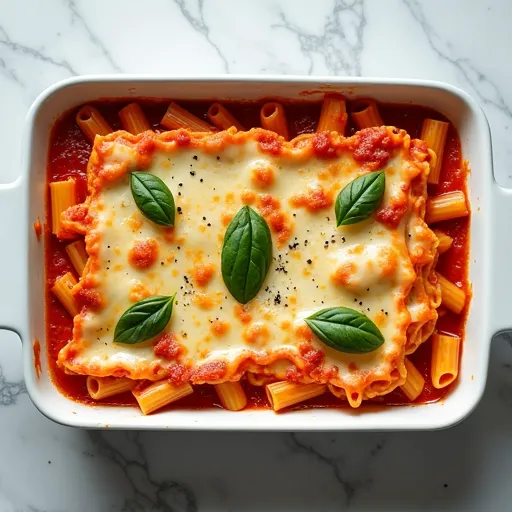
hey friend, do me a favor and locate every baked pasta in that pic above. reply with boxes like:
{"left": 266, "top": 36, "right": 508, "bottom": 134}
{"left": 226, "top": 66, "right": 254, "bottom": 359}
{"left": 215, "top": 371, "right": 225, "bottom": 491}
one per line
{"left": 44, "top": 97, "right": 470, "bottom": 414}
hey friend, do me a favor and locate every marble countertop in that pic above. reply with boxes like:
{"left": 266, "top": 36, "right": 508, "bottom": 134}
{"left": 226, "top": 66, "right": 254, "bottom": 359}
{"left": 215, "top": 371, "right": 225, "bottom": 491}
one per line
{"left": 1, "top": 0, "right": 512, "bottom": 510}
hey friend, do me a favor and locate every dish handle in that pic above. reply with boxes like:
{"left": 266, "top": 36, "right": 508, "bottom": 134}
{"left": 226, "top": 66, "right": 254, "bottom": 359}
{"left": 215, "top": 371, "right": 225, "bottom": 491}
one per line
{"left": 490, "top": 183, "right": 512, "bottom": 336}
{"left": 0, "top": 179, "right": 27, "bottom": 340}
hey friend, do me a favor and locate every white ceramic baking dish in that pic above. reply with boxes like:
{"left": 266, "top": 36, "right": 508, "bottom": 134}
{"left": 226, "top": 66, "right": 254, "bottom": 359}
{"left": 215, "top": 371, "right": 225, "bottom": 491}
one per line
{"left": 1, "top": 75, "right": 505, "bottom": 430}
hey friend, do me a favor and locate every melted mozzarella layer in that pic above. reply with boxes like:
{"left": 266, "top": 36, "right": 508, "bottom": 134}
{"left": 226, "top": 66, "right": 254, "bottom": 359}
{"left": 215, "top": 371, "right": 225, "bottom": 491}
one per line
{"left": 59, "top": 130, "right": 438, "bottom": 399}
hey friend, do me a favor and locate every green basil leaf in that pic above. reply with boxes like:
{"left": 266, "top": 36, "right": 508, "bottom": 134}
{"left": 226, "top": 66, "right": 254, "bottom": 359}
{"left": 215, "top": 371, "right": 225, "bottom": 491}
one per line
{"left": 130, "top": 172, "right": 175, "bottom": 226}
{"left": 114, "top": 294, "right": 175, "bottom": 344}
{"left": 305, "top": 307, "right": 384, "bottom": 354}
{"left": 221, "top": 205, "right": 272, "bottom": 304}
{"left": 335, "top": 171, "right": 385, "bottom": 226}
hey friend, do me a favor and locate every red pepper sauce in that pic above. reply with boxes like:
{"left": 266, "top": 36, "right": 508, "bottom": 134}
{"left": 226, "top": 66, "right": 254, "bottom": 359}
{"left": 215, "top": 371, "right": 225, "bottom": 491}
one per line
{"left": 45, "top": 100, "right": 469, "bottom": 411}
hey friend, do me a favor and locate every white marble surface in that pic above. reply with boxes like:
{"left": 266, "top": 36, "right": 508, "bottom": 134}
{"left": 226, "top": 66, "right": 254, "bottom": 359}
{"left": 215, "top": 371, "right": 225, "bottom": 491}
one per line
{"left": 1, "top": 0, "right": 512, "bottom": 510}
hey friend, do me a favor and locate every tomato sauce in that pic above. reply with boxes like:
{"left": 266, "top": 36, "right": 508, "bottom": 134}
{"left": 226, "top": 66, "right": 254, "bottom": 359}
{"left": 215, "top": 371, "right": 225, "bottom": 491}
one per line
{"left": 45, "top": 99, "right": 469, "bottom": 411}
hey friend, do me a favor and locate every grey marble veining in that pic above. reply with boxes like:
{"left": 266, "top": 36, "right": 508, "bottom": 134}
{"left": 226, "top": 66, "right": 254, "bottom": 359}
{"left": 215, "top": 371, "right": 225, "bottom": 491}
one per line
{"left": 1, "top": 0, "right": 512, "bottom": 510}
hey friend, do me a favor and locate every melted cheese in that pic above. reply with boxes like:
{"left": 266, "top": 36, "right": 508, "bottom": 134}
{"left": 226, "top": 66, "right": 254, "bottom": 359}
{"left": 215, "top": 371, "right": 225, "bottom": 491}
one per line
{"left": 59, "top": 128, "right": 440, "bottom": 403}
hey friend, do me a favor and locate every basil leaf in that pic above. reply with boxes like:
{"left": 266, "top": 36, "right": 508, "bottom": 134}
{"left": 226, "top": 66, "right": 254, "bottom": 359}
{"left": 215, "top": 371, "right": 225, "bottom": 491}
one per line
{"left": 130, "top": 172, "right": 175, "bottom": 226}
{"left": 114, "top": 294, "right": 175, "bottom": 344}
{"left": 221, "top": 205, "right": 272, "bottom": 304}
{"left": 335, "top": 171, "right": 385, "bottom": 226}
{"left": 305, "top": 307, "right": 384, "bottom": 354}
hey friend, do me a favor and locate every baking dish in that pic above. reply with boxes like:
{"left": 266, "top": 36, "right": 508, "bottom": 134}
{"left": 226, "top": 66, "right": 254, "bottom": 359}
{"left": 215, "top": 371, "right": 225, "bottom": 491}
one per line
{"left": 0, "top": 75, "right": 504, "bottom": 430}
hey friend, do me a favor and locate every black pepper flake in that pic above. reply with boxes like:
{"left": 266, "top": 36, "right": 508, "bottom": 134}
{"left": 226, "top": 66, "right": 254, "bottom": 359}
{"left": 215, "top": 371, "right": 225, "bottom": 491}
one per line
{"left": 288, "top": 242, "right": 299, "bottom": 250}
{"left": 367, "top": 288, "right": 370, "bottom": 292}
{"left": 203, "top": 216, "right": 206, "bottom": 221}
{"left": 190, "top": 170, "right": 196, "bottom": 176}
{"left": 174, "top": 259, "right": 178, "bottom": 263}
{"left": 217, "top": 156, "right": 220, "bottom": 161}
{"left": 184, "top": 276, "right": 189, "bottom": 283}
{"left": 385, "top": 312, "right": 388, "bottom": 316}
{"left": 200, "top": 178, "right": 204, "bottom": 182}
{"left": 293, "top": 213, "right": 297, "bottom": 217}
{"left": 304, "top": 240, "right": 308, "bottom": 246}
{"left": 265, "top": 286, "right": 270, "bottom": 292}
{"left": 359, "top": 301, "right": 363, "bottom": 306}
{"left": 160, "top": 261, "right": 164, "bottom": 266}
{"left": 178, "top": 191, "right": 182, "bottom": 196}
{"left": 354, "top": 298, "right": 358, "bottom": 302}
{"left": 326, "top": 216, "right": 330, "bottom": 221}
{"left": 177, "top": 207, "right": 182, "bottom": 214}
{"left": 284, "top": 304, "right": 289, "bottom": 308}
{"left": 207, "top": 223, "right": 211, "bottom": 227}
{"left": 107, "top": 245, "right": 111, "bottom": 249}
{"left": 274, "top": 293, "right": 281, "bottom": 305}
{"left": 178, "top": 183, "right": 183, "bottom": 187}
{"left": 193, "top": 155, "right": 198, "bottom": 160}
{"left": 177, "top": 246, "right": 181, "bottom": 250}
{"left": 307, "top": 259, "right": 312, "bottom": 264}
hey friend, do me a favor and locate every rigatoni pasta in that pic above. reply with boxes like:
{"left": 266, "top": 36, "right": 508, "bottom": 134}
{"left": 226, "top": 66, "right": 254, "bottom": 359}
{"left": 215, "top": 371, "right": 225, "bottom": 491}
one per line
{"left": 317, "top": 95, "right": 347, "bottom": 133}
{"left": 76, "top": 105, "right": 112, "bottom": 142}
{"left": 215, "top": 381, "right": 248, "bottom": 411}
{"left": 132, "top": 381, "right": 194, "bottom": 415}
{"left": 426, "top": 191, "right": 469, "bottom": 224}
{"left": 431, "top": 333, "right": 460, "bottom": 389}
{"left": 350, "top": 99, "right": 383, "bottom": 129}
{"left": 433, "top": 230, "right": 453, "bottom": 254}
{"left": 65, "top": 239, "right": 88, "bottom": 275}
{"left": 438, "top": 273, "right": 466, "bottom": 314}
{"left": 119, "top": 102, "right": 152, "bottom": 134}
{"left": 400, "top": 357, "right": 425, "bottom": 401}
{"left": 87, "top": 376, "right": 134, "bottom": 400}
{"left": 260, "top": 102, "right": 289, "bottom": 139}
{"left": 421, "top": 119, "right": 449, "bottom": 184}
{"left": 51, "top": 272, "right": 79, "bottom": 317}
{"left": 161, "top": 102, "right": 215, "bottom": 132}
{"left": 50, "top": 179, "right": 77, "bottom": 235}
{"left": 207, "top": 103, "right": 244, "bottom": 131}
{"left": 265, "top": 382, "right": 327, "bottom": 411}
